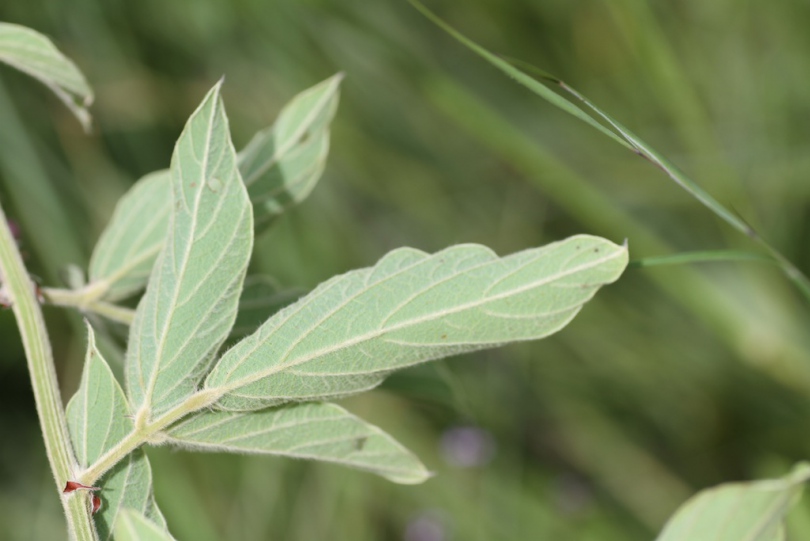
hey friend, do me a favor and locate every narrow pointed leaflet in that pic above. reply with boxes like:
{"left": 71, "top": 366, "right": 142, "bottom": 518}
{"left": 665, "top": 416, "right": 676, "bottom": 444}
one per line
{"left": 125, "top": 81, "right": 253, "bottom": 419}
{"left": 89, "top": 171, "right": 172, "bottom": 302}
{"left": 114, "top": 510, "right": 178, "bottom": 541}
{"left": 0, "top": 22, "right": 94, "bottom": 130}
{"left": 205, "top": 235, "right": 627, "bottom": 410}
{"left": 238, "top": 74, "right": 342, "bottom": 230}
{"left": 66, "top": 325, "right": 166, "bottom": 540}
{"left": 165, "top": 402, "right": 430, "bottom": 484}
{"left": 656, "top": 463, "right": 810, "bottom": 541}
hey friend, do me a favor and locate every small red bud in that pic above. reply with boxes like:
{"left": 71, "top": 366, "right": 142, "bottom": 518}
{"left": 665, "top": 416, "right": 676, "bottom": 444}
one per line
{"left": 92, "top": 494, "right": 102, "bottom": 514}
{"left": 63, "top": 481, "right": 100, "bottom": 493}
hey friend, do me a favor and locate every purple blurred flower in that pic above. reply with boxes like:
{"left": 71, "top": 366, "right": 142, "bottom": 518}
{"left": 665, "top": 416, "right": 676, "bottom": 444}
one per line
{"left": 439, "top": 425, "right": 496, "bottom": 468}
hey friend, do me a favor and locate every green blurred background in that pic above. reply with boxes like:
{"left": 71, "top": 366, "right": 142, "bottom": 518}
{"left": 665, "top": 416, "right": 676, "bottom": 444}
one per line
{"left": 2, "top": 0, "right": 810, "bottom": 539}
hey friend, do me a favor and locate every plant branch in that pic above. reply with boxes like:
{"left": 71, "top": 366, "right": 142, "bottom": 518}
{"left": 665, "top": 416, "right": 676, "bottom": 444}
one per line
{"left": 78, "top": 388, "right": 221, "bottom": 486}
{"left": 0, "top": 203, "right": 98, "bottom": 540}
{"left": 42, "top": 286, "right": 135, "bottom": 325}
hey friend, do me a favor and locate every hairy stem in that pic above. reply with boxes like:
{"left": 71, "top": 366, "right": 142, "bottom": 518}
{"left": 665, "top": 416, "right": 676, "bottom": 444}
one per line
{"left": 0, "top": 203, "right": 98, "bottom": 540}
{"left": 43, "top": 285, "right": 135, "bottom": 325}
{"left": 79, "top": 388, "right": 222, "bottom": 486}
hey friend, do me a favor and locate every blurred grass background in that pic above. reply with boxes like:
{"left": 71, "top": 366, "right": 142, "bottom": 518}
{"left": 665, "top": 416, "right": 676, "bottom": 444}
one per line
{"left": 2, "top": 0, "right": 810, "bottom": 539}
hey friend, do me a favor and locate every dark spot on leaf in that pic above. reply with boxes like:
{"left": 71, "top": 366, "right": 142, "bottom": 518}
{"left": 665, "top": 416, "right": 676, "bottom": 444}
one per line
{"left": 190, "top": 182, "right": 197, "bottom": 188}
{"left": 299, "top": 131, "right": 311, "bottom": 145}
{"left": 441, "top": 334, "right": 447, "bottom": 339}
{"left": 353, "top": 436, "right": 368, "bottom": 451}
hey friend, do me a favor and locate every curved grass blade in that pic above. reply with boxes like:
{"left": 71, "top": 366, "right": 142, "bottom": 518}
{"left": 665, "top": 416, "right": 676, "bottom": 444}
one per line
{"left": 165, "top": 402, "right": 430, "bottom": 484}
{"left": 229, "top": 276, "right": 304, "bottom": 340}
{"left": 411, "top": 1, "right": 810, "bottom": 301}
{"left": 0, "top": 22, "right": 93, "bottom": 131}
{"left": 114, "top": 509, "right": 177, "bottom": 541}
{"left": 66, "top": 324, "right": 165, "bottom": 540}
{"left": 656, "top": 463, "right": 810, "bottom": 541}
{"left": 408, "top": 2, "right": 631, "bottom": 151}
{"left": 630, "top": 250, "right": 775, "bottom": 269}
{"left": 238, "top": 74, "right": 342, "bottom": 230}
{"left": 206, "top": 235, "right": 628, "bottom": 410}
{"left": 88, "top": 170, "right": 172, "bottom": 302}
{"left": 125, "top": 81, "right": 253, "bottom": 418}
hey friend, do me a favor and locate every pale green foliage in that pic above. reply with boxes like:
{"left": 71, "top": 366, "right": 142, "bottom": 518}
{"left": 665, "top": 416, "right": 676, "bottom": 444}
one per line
{"left": 88, "top": 171, "right": 172, "bottom": 302}
{"left": 125, "top": 81, "right": 253, "bottom": 418}
{"left": 66, "top": 325, "right": 165, "bottom": 540}
{"left": 656, "top": 464, "right": 810, "bottom": 541}
{"left": 239, "top": 74, "right": 342, "bottom": 230}
{"left": 114, "top": 510, "right": 177, "bottom": 541}
{"left": 230, "top": 276, "right": 303, "bottom": 339}
{"left": 165, "top": 402, "right": 430, "bottom": 484}
{"left": 84, "top": 76, "right": 342, "bottom": 303}
{"left": 205, "top": 235, "right": 628, "bottom": 410}
{"left": 0, "top": 22, "right": 93, "bottom": 130}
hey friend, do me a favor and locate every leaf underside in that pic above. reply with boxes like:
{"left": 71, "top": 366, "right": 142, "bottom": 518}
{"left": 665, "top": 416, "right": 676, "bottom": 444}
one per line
{"left": 166, "top": 402, "right": 430, "bottom": 484}
{"left": 66, "top": 324, "right": 165, "bottom": 540}
{"left": 114, "top": 509, "right": 177, "bottom": 541}
{"left": 0, "top": 22, "right": 93, "bottom": 130}
{"left": 89, "top": 171, "right": 172, "bottom": 302}
{"left": 206, "top": 234, "right": 628, "bottom": 411}
{"left": 85, "top": 75, "right": 341, "bottom": 303}
{"left": 655, "top": 463, "right": 810, "bottom": 541}
{"left": 125, "top": 81, "right": 253, "bottom": 418}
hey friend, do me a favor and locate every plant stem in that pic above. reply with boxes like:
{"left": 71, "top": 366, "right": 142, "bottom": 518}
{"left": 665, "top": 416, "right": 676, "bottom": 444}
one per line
{"left": 0, "top": 202, "right": 98, "bottom": 540}
{"left": 78, "top": 388, "right": 221, "bottom": 486}
{"left": 42, "top": 285, "right": 135, "bottom": 325}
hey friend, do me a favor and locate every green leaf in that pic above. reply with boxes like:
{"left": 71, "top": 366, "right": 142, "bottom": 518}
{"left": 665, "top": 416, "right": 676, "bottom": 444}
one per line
{"left": 656, "top": 463, "right": 810, "bottom": 541}
{"left": 97, "top": 451, "right": 166, "bottom": 541}
{"left": 66, "top": 324, "right": 165, "bottom": 540}
{"left": 114, "top": 509, "right": 177, "bottom": 541}
{"left": 238, "top": 74, "right": 342, "bottom": 230}
{"left": 229, "top": 276, "right": 304, "bottom": 340}
{"left": 205, "top": 234, "right": 627, "bottom": 410}
{"left": 164, "top": 402, "right": 430, "bottom": 484}
{"left": 125, "top": 81, "right": 253, "bottom": 418}
{"left": 88, "top": 170, "right": 172, "bottom": 302}
{"left": 0, "top": 22, "right": 93, "bottom": 131}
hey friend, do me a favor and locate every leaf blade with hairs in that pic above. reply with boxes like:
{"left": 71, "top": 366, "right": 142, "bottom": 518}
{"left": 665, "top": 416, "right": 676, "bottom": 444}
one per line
{"left": 0, "top": 22, "right": 93, "bottom": 130}
{"left": 88, "top": 170, "right": 172, "bottom": 302}
{"left": 114, "top": 509, "right": 177, "bottom": 541}
{"left": 656, "top": 463, "right": 810, "bottom": 541}
{"left": 238, "top": 74, "right": 341, "bottom": 230}
{"left": 165, "top": 402, "right": 429, "bottom": 484}
{"left": 125, "top": 81, "right": 253, "bottom": 418}
{"left": 66, "top": 324, "right": 165, "bottom": 540}
{"left": 206, "top": 235, "right": 627, "bottom": 410}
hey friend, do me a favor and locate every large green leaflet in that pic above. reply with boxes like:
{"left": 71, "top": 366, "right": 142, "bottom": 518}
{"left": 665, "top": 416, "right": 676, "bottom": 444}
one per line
{"left": 229, "top": 275, "right": 303, "bottom": 340}
{"left": 239, "top": 74, "right": 341, "bottom": 230}
{"left": 165, "top": 402, "right": 430, "bottom": 484}
{"left": 85, "top": 76, "right": 341, "bottom": 304}
{"left": 88, "top": 171, "right": 172, "bottom": 302}
{"left": 205, "top": 235, "right": 628, "bottom": 410}
{"left": 66, "top": 325, "right": 166, "bottom": 540}
{"left": 0, "top": 22, "right": 93, "bottom": 130}
{"left": 124, "top": 81, "right": 253, "bottom": 418}
{"left": 655, "top": 464, "right": 810, "bottom": 541}
{"left": 114, "top": 510, "right": 177, "bottom": 541}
